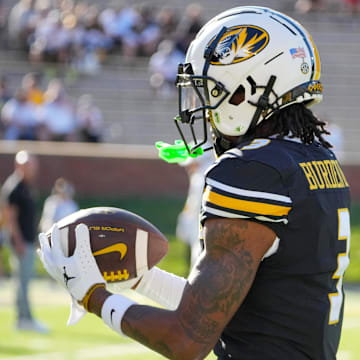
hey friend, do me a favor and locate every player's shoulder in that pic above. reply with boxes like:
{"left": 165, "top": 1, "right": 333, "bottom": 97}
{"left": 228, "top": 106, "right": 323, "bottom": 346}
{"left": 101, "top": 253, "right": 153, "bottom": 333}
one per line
{"left": 202, "top": 138, "right": 294, "bottom": 224}
{"left": 204, "top": 138, "right": 295, "bottom": 197}
{"left": 206, "top": 138, "right": 300, "bottom": 181}
{"left": 229, "top": 138, "right": 299, "bottom": 166}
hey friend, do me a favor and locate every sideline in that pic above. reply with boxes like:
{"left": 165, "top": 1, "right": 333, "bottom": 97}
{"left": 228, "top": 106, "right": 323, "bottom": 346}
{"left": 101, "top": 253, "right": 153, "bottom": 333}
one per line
{"left": 0, "top": 140, "right": 157, "bottom": 159}
{"left": 0, "top": 140, "right": 359, "bottom": 166}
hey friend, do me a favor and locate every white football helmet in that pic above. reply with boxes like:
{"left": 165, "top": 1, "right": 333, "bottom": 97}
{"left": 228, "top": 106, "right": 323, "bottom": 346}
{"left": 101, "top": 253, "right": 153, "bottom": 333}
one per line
{"left": 174, "top": 6, "right": 323, "bottom": 154}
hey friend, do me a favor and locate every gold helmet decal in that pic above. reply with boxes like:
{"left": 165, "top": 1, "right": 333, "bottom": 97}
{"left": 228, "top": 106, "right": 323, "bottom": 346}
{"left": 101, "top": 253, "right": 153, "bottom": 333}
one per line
{"left": 209, "top": 25, "right": 269, "bottom": 65}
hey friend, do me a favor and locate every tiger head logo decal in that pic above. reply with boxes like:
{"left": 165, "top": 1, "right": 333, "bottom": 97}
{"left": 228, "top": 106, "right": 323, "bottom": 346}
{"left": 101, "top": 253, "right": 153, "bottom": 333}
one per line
{"left": 209, "top": 25, "right": 269, "bottom": 65}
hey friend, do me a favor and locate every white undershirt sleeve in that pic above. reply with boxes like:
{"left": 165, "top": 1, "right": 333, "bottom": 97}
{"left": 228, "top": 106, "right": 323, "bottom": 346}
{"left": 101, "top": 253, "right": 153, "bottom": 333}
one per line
{"left": 135, "top": 267, "right": 187, "bottom": 310}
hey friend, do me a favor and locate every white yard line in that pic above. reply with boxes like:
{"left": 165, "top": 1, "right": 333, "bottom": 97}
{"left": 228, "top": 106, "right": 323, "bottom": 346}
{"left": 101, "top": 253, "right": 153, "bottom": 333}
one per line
{"left": 0, "top": 279, "right": 150, "bottom": 306}
{"left": 0, "top": 344, "right": 352, "bottom": 360}
{"left": 338, "top": 350, "right": 352, "bottom": 360}
{"left": 0, "top": 343, "right": 163, "bottom": 360}
{"left": 343, "top": 317, "right": 360, "bottom": 329}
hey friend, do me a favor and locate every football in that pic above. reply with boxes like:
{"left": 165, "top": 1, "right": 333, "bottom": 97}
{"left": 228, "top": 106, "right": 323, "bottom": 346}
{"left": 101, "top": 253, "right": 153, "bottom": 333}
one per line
{"left": 47, "top": 207, "right": 169, "bottom": 284}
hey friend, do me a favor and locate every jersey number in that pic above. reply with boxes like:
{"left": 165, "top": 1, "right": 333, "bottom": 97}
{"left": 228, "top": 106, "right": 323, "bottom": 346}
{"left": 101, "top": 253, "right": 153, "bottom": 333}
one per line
{"left": 240, "top": 139, "right": 270, "bottom": 150}
{"left": 328, "top": 208, "right": 350, "bottom": 325}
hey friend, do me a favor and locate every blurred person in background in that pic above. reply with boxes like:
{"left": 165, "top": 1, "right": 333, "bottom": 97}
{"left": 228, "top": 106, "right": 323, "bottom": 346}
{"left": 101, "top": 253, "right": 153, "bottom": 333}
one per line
{"left": 97, "top": 6, "right": 117, "bottom": 40}
{"left": 294, "top": 0, "right": 326, "bottom": 13}
{"left": 22, "top": 72, "right": 45, "bottom": 106}
{"left": 64, "top": 7, "right": 87, "bottom": 69}
{"left": 100, "top": 3, "right": 139, "bottom": 47}
{"left": 1, "top": 88, "right": 41, "bottom": 140}
{"left": 39, "top": 78, "right": 78, "bottom": 141}
{"left": 176, "top": 140, "right": 215, "bottom": 270}
{"left": 0, "top": 151, "right": 48, "bottom": 333}
{"left": 76, "top": 94, "right": 104, "bottom": 142}
{"left": 156, "top": 7, "right": 179, "bottom": 44}
{"left": 175, "top": 3, "right": 204, "bottom": 53}
{"left": 342, "top": 0, "right": 360, "bottom": 14}
{"left": 79, "top": 5, "right": 113, "bottom": 74}
{"left": 0, "top": 203, "right": 7, "bottom": 279}
{"left": 31, "top": 9, "right": 71, "bottom": 63}
{"left": 39, "top": 177, "right": 78, "bottom": 233}
{"left": 0, "top": 0, "right": 7, "bottom": 47}
{"left": 0, "top": 75, "right": 12, "bottom": 109}
{"left": 122, "top": 5, "right": 161, "bottom": 59}
{"left": 149, "top": 39, "right": 185, "bottom": 96}
{"left": 26, "top": 0, "right": 51, "bottom": 63}
{"left": 0, "top": 75, "right": 13, "bottom": 137}
{"left": 326, "top": 119, "right": 345, "bottom": 162}
{"left": 7, "top": 0, "right": 37, "bottom": 49}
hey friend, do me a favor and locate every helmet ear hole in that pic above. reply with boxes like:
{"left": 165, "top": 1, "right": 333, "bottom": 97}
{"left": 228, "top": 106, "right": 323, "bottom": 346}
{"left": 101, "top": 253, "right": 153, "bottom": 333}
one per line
{"left": 229, "top": 85, "right": 245, "bottom": 106}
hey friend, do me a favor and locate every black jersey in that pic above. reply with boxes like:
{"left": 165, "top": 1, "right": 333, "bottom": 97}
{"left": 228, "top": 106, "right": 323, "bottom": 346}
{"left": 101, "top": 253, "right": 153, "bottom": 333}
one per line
{"left": 1, "top": 173, "right": 37, "bottom": 244}
{"left": 200, "top": 138, "right": 351, "bottom": 360}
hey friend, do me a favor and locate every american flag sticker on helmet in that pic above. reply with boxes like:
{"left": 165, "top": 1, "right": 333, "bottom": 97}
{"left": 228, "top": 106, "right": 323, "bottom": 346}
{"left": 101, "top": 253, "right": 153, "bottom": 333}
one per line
{"left": 290, "top": 47, "right": 306, "bottom": 59}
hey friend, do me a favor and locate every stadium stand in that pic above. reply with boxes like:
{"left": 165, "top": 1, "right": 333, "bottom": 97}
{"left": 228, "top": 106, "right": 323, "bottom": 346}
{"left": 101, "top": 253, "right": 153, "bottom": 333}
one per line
{"left": 0, "top": 0, "right": 359, "bottom": 162}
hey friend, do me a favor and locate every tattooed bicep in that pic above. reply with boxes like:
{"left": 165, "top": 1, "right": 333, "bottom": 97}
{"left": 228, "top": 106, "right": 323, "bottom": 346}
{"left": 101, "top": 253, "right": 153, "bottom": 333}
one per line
{"left": 204, "top": 218, "right": 276, "bottom": 259}
{"left": 178, "top": 218, "right": 275, "bottom": 348}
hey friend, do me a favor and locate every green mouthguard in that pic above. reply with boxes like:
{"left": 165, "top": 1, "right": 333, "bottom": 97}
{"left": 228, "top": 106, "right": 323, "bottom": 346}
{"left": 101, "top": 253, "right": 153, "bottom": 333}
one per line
{"left": 155, "top": 140, "right": 204, "bottom": 163}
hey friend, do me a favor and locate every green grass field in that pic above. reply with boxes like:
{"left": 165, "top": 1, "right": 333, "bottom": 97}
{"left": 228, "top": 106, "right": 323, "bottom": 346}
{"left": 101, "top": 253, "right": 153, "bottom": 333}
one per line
{"left": 0, "top": 281, "right": 217, "bottom": 360}
{"left": 0, "top": 234, "right": 359, "bottom": 360}
{"left": 0, "top": 282, "right": 359, "bottom": 360}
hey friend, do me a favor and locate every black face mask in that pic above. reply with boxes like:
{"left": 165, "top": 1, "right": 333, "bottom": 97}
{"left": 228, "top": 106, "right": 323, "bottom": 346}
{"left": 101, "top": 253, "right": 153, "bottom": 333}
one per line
{"left": 174, "top": 62, "right": 229, "bottom": 156}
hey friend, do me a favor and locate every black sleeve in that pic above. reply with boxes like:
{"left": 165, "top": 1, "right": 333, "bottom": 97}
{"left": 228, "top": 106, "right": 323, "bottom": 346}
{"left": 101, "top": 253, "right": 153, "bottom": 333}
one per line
{"left": 201, "top": 157, "right": 292, "bottom": 225}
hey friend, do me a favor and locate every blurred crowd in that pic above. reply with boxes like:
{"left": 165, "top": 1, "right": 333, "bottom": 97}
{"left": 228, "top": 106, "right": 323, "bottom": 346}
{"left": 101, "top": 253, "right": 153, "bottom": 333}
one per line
{"left": 294, "top": 0, "right": 360, "bottom": 14}
{"left": 0, "top": 72, "right": 104, "bottom": 142}
{"left": 2, "top": 0, "right": 204, "bottom": 74}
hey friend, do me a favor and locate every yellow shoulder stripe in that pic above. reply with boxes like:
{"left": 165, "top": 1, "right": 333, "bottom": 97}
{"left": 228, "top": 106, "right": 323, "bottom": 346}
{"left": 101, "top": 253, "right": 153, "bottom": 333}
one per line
{"left": 204, "top": 188, "right": 291, "bottom": 216}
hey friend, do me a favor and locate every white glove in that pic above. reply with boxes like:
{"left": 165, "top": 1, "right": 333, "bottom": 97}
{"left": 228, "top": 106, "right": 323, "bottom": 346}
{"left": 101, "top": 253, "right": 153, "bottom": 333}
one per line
{"left": 68, "top": 298, "right": 87, "bottom": 326}
{"left": 38, "top": 223, "right": 105, "bottom": 324}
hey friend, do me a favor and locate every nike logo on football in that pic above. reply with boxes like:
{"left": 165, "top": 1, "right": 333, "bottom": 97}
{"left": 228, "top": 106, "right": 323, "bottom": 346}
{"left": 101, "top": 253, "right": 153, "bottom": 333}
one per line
{"left": 110, "top": 309, "right": 116, "bottom": 324}
{"left": 93, "top": 243, "right": 127, "bottom": 261}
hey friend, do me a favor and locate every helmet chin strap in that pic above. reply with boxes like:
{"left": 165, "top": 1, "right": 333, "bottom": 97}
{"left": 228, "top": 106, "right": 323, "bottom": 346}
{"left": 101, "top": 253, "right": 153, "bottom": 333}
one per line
{"left": 212, "top": 128, "right": 253, "bottom": 156}
{"left": 247, "top": 75, "right": 277, "bottom": 133}
{"left": 213, "top": 131, "right": 233, "bottom": 156}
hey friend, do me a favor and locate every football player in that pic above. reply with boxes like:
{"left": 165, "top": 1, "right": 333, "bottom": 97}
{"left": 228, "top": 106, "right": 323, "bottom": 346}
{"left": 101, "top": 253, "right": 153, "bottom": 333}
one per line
{"left": 38, "top": 7, "right": 351, "bottom": 360}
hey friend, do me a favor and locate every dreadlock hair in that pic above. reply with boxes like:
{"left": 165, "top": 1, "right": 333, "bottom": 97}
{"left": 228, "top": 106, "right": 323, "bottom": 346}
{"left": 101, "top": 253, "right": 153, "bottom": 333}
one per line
{"left": 254, "top": 103, "right": 332, "bottom": 149}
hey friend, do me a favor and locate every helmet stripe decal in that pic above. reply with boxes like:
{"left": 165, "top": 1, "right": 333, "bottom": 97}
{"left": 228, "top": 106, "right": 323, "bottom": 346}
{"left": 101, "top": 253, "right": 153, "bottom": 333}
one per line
{"left": 307, "top": 33, "right": 321, "bottom": 80}
{"left": 264, "top": 9, "right": 317, "bottom": 80}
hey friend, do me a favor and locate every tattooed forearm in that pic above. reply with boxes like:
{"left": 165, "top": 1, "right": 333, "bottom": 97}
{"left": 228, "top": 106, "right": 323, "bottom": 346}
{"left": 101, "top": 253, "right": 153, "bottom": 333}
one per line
{"left": 153, "top": 341, "right": 173, "bottom": 359}
{"left": 123, "top": 306, "right": 155, "bottom": 344}
{"left": 122, "top": 305, "right": 176, "bottom": 359}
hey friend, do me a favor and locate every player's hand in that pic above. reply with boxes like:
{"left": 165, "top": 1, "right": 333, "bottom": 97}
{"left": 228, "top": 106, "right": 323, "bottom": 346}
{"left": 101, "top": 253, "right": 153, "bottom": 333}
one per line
{"left": 38, "top": 223, "right": 106, "bottom": 324}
